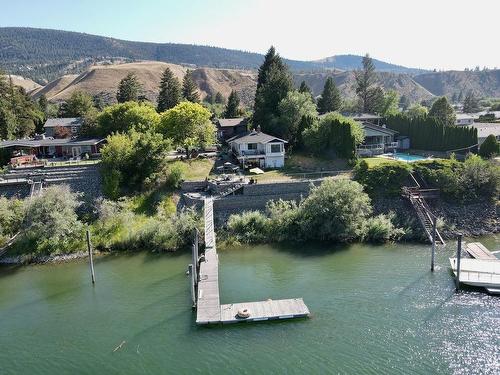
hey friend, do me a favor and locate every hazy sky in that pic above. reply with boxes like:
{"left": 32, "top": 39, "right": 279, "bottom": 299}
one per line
{"left": 1, "top": 0, "right": 498, "bottom": 70}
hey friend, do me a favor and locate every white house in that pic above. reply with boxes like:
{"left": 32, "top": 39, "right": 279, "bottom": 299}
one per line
{"left": 455, "top": 113, "right": 475, "bottom": 126}
{"left": 227, "top": 129, "right": 287, "bottom": 169}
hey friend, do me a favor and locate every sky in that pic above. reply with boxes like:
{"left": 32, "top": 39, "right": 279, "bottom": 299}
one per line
{"left": 1, "top": 0, "right": 499, "bottom": 70}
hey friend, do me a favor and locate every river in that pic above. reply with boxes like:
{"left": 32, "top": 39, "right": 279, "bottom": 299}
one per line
{"left": 1, "top": 237, "right": 499, "bottom": 374}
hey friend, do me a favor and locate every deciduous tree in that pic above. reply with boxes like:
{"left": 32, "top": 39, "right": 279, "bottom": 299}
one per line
{"left": 429, "top": 96, "right": 456, "bottom": 126}
{"left": 159, "top": 102, "right": 215, "bottom": 157}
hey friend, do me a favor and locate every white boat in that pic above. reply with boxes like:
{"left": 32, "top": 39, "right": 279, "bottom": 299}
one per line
{"left": 449, "top": 257, "right": 500, "bottom": 294}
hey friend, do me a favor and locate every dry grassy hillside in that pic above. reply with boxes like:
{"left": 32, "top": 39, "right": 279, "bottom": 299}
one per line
{"left": 8, "top": 75, "right": 41, "bottom": 93}
{"left": 293, "top": 71, "right": 434, "bottom": 103}
{"left": 31, "top": 61, "right": 257, "bottom": 107}
{"left": 413, "top": 70, "right": 500, "bottom": 98}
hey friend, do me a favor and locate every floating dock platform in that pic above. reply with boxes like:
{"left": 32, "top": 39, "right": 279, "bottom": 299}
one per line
{"left": 450, "top": 242, "right": 500, "bottom": 295}
{"left": 195, "top": 198, "right": 310, "bottom": 325}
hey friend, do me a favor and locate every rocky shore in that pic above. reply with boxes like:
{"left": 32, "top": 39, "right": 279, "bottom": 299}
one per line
{"left": 0, "top": 251, "right": 97, "bottom": 265}
{"left": 373, "top": 196, "right": 499, "bottom": 240}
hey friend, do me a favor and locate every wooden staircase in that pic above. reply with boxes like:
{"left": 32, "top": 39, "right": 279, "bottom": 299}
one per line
{"left": 404, "top": 173, "right": 445, "bottom": 245}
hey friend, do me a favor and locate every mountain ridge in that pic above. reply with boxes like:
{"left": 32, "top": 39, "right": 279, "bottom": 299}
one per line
{"left": 0, "top": 27, "right": 427, "bottom": 83}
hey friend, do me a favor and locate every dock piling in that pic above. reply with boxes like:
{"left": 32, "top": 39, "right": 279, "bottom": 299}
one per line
{"left": 431, "top": 216, "right": 437, "bottom": 272}
{"left": 456, "top": 234, "right": 462, "bottom": 291}
{"left": 86, "top": 229, "right": 95, "bottom": 284}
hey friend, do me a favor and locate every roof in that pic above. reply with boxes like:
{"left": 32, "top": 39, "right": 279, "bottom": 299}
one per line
{"left": 469, "top": 123, "right": 500, "bottom": 138}
{"left": 361, "top": 122, "right": 398, "bottom": 135}
{"left": 43, "top": 118, "right": 83, "bottom": 128}
{"left": 217, "top": 118, "right": 247, "bottom": 128}
{"left": 349, "top": 113, "right": 382, "bottom": 121}
{"left": 228, "top": 130, "right": 288, "bottom": 144}
{"left": 0, "top": 137, "right": 105, "bottom": 149}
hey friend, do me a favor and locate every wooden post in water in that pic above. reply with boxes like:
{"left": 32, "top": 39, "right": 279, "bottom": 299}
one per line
{"left": 192, "top": 229, "right": 199, "bottom": 285}
{"left": 431, "top": 216, "right": 437, "bottom": 272}
{"left": 188, "top": 264, "right": 196, "bottom": 307}
{"left": 455, "top": 234, "right": 462, "bottom": 291}
{"left": 86, "top": 229, "right": 95, "bottom": 284}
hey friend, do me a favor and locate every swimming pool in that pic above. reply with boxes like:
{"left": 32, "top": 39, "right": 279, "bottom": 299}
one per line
{"left": 379, "top": 152, "right": 430, "bottom": 162}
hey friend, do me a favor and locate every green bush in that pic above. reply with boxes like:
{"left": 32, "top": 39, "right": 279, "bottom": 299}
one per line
{"left": 353, "top": 160, "right": 412, "bottom": 196}
{"left": 362, "top": 213, "right": 405, "bottom": 243}
{"left": 19, "top": 185, "right": 83, "bottom": 254}
{"left": 303, "top": 112, "right": 364, "bottom": 159}
{"left": 297, "top": 178, "right": 372, "bottom": 241}
{"left": 413, "top": 155, "right": 500, "bottom": 202}
{"left": 226, "top": 211, "right": 269, "bottom": 243}
{"left": 0, "top": 197, "right": 24, "bottom": 246}
{"left": 91, "top": 199, "right": 201, "bottom": 252}
{"left": 479, "top": 134, "right": 500, "bottom": 158}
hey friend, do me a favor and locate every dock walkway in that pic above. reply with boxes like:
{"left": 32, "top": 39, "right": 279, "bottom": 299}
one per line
{"left": 195, "top": 198, "right": 310, "bottom": 325}
{"left": 465, "top": 242, "right": 497, "bottom": 260}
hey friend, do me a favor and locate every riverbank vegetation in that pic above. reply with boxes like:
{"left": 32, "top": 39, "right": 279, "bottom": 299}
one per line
{"left": 0, "top": 185, "right": 202, "bottom": 257}
{"left": 224, "top": 179, "right": 405, "bottom": 245}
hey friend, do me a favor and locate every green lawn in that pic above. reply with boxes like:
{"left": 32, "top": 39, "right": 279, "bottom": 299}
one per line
{"left": 362, "top": 157, "right": 397, "bottom": 168}
{"left": 169, "top": 158, "right": 215, "bottom": 181}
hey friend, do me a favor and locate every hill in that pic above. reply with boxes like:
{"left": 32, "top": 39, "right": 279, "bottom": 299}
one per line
{"left": 293, "top": 71, "right": 434, "bottom": 103}
{"left": 0, "top": 27, "right": 426, "bottom": 83}
{"left": 6, "top": 75, "right": 41, "bottom": 93}
{"left": 413, "top": 70, "right": 500, "bottom": 99}
{"left": 30, "top": 61, "right": 258, "bottom": 107}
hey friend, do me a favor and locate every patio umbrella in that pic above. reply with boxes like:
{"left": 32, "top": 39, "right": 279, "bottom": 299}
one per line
{"left": 249, "top": 167, "right": 264, "bottom": 175}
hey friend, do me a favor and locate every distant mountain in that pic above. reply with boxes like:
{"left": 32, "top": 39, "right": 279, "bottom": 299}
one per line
{"left": 0, "top": 27, "right": 426, "bottom": 83}
{"left": 413, "top": 70, "right": 500, "bottom": 99}
{"left": 310, "top": 54, "right": 428, "bottom": 75}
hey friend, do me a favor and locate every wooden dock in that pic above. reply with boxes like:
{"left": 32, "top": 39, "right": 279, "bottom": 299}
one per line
{"left": 195, "top": 198, "right": 310, "bottom": 325}
{"left": 465, "top": 242, "right": 497, "bottom": 260}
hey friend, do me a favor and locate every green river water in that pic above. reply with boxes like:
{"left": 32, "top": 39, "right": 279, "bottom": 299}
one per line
{"left": 1, "top": 237, "right": 499, "bottom": 374}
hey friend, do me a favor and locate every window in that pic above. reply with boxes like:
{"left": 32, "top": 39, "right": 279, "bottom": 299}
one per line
{"left": 247, "top": 143, "right": 257, "bottom": 150}
{"left": 270, "top": 144, "right": 281, "bottom": 153}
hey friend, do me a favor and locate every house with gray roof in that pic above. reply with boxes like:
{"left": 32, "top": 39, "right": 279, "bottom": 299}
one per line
{"left": 43, "top": 117, "right": 84, "bottom": 137}
{"left": 216, "top": 118, "right": 248, "bottom": 140}
{"left": 228, "top": 128, "right": 287, "bottom": 168}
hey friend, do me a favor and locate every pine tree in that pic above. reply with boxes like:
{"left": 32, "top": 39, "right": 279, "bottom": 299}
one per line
{"left": 223, "top": 90, "right": 240, "bottom": 118}
{"left": 462, "top": 91, "right": 480, "bottom": 113}
{"left": 299, "top": 81, "right": 312, "bottom": 96}
{"left": 182, "top": 70, "right": 200, "bottom": 103}
{"left": 253, "top": 47, "right": 293, "bottom": 129}
{"left": 157, "top": 67, "right": 181, "bottom": 112}
{"left": 354, "top": 54, "right": 377, "bottom": 113}
{"left": 38, "top": 94, "right": 48, "bottom": 114}
{"left": 214, "top": 92, "right": 224, "bottom": 104}
{"left": 317, "top": 77, "right": 342, "bottom": 114}
{"left": 257, "top": 46, "right": 280, "bottom": 89}
{"left": 116, "top": 73, "right": 142, "bottom": 103}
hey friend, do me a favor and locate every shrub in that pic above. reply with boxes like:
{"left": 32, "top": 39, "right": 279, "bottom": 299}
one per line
{"left": 303, "top": 112, "right": 364, "bottom": 159}
{"left": 297, "top": 178, "right": 372, "bottom": 242}
{"left": 91, "top": 199, "right": 201, "bottom": 252}
{"left": 479, "top": 134, "right": 500, "bottom": 158}
{"left": 226, "top": 211, "right": 269, "bottom": 243}
{"left": 353, "top": 160, "right": 412, "bottom": 196}
{"left": 413, "top": 155, "right": 500, "bottom": 202}
{"left": 20, "top": 185, "right": 83, "bottom": 254}
{"left": 0, "top": 197, "right": 24, "bottom": 246}
{"left": 266, "top": 199, "right": 301, "bottom": 242}
{"left": 362, "top": 213, "right": 405, "bottom": 243}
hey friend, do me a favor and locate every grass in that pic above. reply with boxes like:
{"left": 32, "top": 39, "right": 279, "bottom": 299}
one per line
{"left": 169, "top": 158, "right": 215, "bottom": 181}
{"left": 246, "top": 153, "right": 351, "bottom": 182}
{"left": 362, "top": 157, "right": 397, "bottom": 168}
